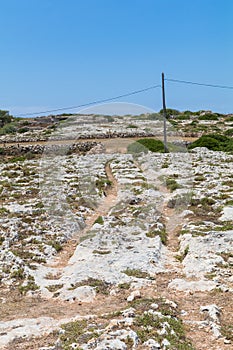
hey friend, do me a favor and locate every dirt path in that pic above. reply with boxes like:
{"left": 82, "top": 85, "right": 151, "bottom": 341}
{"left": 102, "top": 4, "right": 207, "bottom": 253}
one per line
{"left": 49, "top": 162, "right": 118, "bottom": 268}
{"left": 0, "top": 136, "right": 197, "bottom": 154}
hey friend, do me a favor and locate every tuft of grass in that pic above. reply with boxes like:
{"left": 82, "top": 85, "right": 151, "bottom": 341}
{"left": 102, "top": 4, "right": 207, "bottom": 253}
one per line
{"left": 0, "top": 207, "right": 10, "bottom": 216}
{"left": 94, "top": 216, "right": 104, "bottom": 225}
{"left": 48, "top": 240, "right": 63, "bottom": 252}
{"left": 166, "top": 177, "right": 181, "bottom": 192}
{"left": 46, "top": 284, "right": 63, "bottom": 292}
{"left": 221, "top": 324, "right": 233, "bottom": 341}
{"left": 44, "top": 272, "right": 62, "bottom": 280}
{"left": 122, "top": 268, "right": 153, "bottom": 279}
{"left": 68, "top": 278, "right": 110, "bottom": 295}
{"left": 132, "top": 307, "right": 194, "bottom": 349}
{"left": 118, "top": 282, "right": 131, "bottom": 290}
{"left": 194, "top": 175, "right": 205, "bottom": 182}
{"left": 10, "top": 268, "right": 25, "bottom": 280}
{"left": 92, "top": 249, "right": 111, "bottom": 255}
{"left": 60, "top": 320, "right": 88, "bottom": 350}
{"left": 175, "top": 245, "right": 189, "bottom": 262}
{"left": 18, "top": 281, "right": 39, "bottom": 295}
{"left": 146, "top": 229, "right": 167, "bottom": 245}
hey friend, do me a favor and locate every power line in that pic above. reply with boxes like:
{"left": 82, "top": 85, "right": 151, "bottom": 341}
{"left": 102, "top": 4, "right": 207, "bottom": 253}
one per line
{"left": 14, "top": 76, "right": 233, "bottom": 117}
{"left": 165, "top": 78, "right": 233, "bottom": 90}
{"left": 15, "top": 84, "right": 161, "bottom": 117}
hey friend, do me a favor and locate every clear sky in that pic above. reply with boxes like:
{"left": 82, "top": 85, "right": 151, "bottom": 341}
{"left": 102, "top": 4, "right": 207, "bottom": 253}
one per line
{"left": 1, "top": 0, "right": 233, "bottom": 116}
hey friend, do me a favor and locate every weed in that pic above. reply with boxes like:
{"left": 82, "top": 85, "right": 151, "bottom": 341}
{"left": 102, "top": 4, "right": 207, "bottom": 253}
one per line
{"left": 60, "top": 320, "right": 87, "bottom": 349}
{"left": 94, "top": 216, "right": 104, "bottom": 225}
{"left": 68, "top": 278, "right": 110, "bottom": 294}
{"left": 195, "top": 175, "right": 205, "bottom": 182}
{"left": 146, "top": 229, "right": 167, "bottom": 245}
{"left": 18, "top": 281, "right": 39, "bottom": 294}
{"left": 118, "top": 282, "right": 131, "bottom": 289}
{"left": 0, "top": 207, "right": 10, "bottom": 216}
{"left": 221, "top": 324, "right": 233, "bottom": 341}
{"left": 46, "top": 284, "right": 63, "bottom": 292}
{"left": 166, "top": 178, "right": 181, "bottom": 192}
{"left": 48, "top": 240, "right": 63, "bottom": 252}
{"left": 45, "top": 272, "right": 62, "bottom": 280}
{"left": 10, "top": 268, "right": 25, "bottom": 280}
{"left": 92, "top": 249, "right": 111, "bottom": 255}
{"left": 122, "top": 268, "right": 152, "bottom": 279}
{"left": 175, "top": 245, "right": 189, "bottom": 262}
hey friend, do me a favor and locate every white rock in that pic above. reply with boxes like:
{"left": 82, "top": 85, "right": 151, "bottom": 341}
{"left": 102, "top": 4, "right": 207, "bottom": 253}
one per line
{"left": 143, "top": 338, "right": 161, "bottom": 349}
{"left": 162, "top": 338, "right": 170, "bottom": 347}
{"left": 95, "top": 338, "right": 127, "bottom": 350}
{"left": 165, "top": 299, "right": 177, "bottom": 308}
{"left": 219, "top": 206, "right": 233, "bottom": 221}
{"left": 127, "top": 290, "right": 141, "bottom": 302}
{"left": 200, "top": 304, "right": 221, "bottom": 323}
{"left": 181, "top": 210, "right": 194, "bottom": 217}
{"left": 59, "top": 286, "right": 96, "bottom": 303}
{"left": 121, "top": 307, "right": 136, "bottom": 318}
{"left": 168, "top": 278, "right": 216, "bottom": 292}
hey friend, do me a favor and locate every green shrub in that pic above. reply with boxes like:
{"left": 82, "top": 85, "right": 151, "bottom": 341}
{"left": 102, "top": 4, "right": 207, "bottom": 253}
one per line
{"left": 175, "top": 115, "right": 190, "bottom": 120}
{"left": 166, "top": 177, "right": 181, "bottom": 192}
{"left": 198, "top": 114, "right": 219, "bottom": 120}
{"left": 48, "top": 240, "right": 63, "bottom": 252}
{"left": 146, "top": 229, "right": 167, "bottom": 245}
{"left": 224, "top": 128, "right": 233, "bottom": 136}
{"left": 146, "top": 113, "right": 160, "bottom": 120}
{"left": 127, "top": 138, "right": 165, "bottom": 154}
{"left": 159, "top": 108, "right": 180, "bottom": 116}
{"left": 18, "top": 281, "right": 39, "bottom": 294}
{"left": 0, "top": 123, "right": 16, "bottom": 135}
{"left": 188, "top": 134, "right": 233, "bottom": 152}
{"left": 0, "top": 110, "right": 12, "bottom": 126}
{"left": 18, "top": 127, "right": 29, "bottom": 133}
{"left": 126, "top": 124, "right": 138, "bottom": 129}
{"left": 225, "top": 116, "right": 233, "bottom": 122}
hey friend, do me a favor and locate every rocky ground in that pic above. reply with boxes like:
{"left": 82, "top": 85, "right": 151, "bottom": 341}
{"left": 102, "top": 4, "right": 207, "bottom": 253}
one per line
{"left": 0, "top": 133, "right": 232, "bottom": 350}
{"left": 2, "top": 110, "right": 232, "bottom": 145}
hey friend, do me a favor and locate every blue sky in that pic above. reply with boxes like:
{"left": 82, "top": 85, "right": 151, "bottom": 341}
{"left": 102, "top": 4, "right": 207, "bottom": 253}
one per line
{"left": 1, "top": 0, "right": 233, "bottom": 116}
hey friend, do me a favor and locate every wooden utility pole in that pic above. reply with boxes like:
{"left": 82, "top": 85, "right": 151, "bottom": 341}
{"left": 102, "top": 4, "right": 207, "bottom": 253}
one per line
{"left": 162, "top": 72, "right": 168, "bottom": 152}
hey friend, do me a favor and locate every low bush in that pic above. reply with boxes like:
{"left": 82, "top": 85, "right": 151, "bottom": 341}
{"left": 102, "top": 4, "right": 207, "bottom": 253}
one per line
{"left": 127, "top": 138, "right": 165, "bottom": 154}
{"left": 18, "top": 127, "right": 29, "bottom": 133}
{"left": 0, "top": 123, "right": 16, "bottom": 135}
{"left": 188, "top": 134, "right": 233, "bottom": 152}
{"left": 224, "top": 128, "right": 233, "bottom": 136}
{"left": 159, "top": 108, "right": 180, "bottom": 116}
{"left": 175, "top": 115, "right": 190, "bottom": 120}
{"left": 198, "top": 113, "right": 219, "bottom": 120}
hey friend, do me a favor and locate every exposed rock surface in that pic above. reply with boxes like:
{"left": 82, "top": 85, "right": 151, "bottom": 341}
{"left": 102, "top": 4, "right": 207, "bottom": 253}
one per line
{"left": 0, "top": 143, "right": 233, "bottom": 349}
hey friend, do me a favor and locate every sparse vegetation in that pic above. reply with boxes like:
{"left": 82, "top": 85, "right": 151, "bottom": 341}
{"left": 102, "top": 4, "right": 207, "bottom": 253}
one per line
{"left": 122, "top": 268, "right": 153, "bottom": 279}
